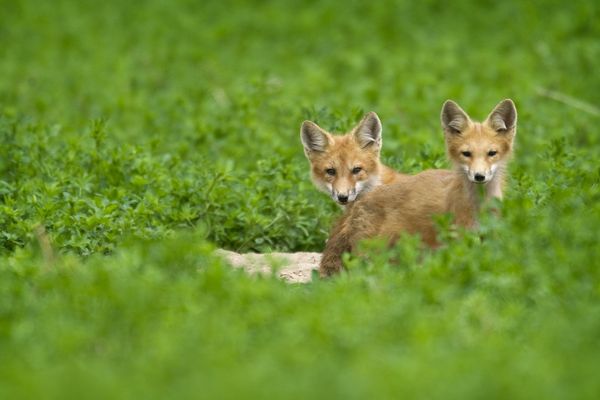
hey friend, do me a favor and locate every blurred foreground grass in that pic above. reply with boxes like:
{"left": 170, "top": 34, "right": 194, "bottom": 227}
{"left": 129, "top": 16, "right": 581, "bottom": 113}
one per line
{"left": 1, "top": 0, "right": 600, "bottom": 398}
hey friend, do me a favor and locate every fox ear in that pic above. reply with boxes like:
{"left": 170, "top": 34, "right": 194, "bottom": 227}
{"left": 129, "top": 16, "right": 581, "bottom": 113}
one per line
{"left": 353, "top": 112, "right": 382, "bottom": 149}
{"left": 441, "top": 100, "right": 471, "bottom": 135}
{"left": 301, "top": 121, "right": 329, "bottom": 154}
{"left": 486, "top": 99, "right": 517, "bottom": 134}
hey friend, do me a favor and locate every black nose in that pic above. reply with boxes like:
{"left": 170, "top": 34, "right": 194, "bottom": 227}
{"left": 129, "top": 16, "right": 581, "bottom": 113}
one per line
{"left": 337, "top": 195, "right": 349, "bottom": 204}
{"left": 474, "top": 174, "right": 485, "bottom": 182}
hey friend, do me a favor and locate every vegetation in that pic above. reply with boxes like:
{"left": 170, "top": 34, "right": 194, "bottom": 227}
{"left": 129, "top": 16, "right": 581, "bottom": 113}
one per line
{"left": 1, "top": 0, "right": 599, "bottom": 398}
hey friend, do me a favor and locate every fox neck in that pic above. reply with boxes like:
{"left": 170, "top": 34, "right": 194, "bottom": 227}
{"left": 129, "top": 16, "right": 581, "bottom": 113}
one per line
{"left": 462, "top": 164, "right": 505, "bottom": 207}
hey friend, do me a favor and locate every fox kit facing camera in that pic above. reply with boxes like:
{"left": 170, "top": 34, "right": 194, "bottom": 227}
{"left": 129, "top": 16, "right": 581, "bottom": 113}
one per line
{"left": 301, "top": 112, "right": 406, "bottom": 205}
{"left": 319, "top": 99, "right": 517, "bottom": 277}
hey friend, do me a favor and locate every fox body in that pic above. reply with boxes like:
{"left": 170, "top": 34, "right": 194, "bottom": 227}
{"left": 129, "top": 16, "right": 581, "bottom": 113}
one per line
{"left": 301, "top": 112, "right": 406, "bottom": 205}
{"left": 320, "top": 99, "right": 518, "bottom": 277}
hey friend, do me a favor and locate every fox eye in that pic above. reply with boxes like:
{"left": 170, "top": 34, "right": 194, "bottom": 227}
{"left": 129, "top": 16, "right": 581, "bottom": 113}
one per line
{"left": 325, "top": 168, "right": 336, "bottom": 176}
{"left": 488, "top": 150, "right": 498, "bottom": 156}
{"left": 352, "top": 167, "right": 362, "bottom": 175}
{"left": 461, "top": 151, "right": 472, "bottom": 157}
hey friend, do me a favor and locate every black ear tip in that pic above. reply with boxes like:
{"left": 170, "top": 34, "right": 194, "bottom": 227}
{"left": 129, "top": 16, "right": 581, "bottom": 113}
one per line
{"left": 442, "top": 99, "right": 457, "bottom": 108}
{"left": 359, "top": 112, "right": 382, "bottom": 135}
{"left": 301, "top": 121, "right": 320, "bottom": 135}
{"left": 502, "top": 99, "right": 516, "bottom": 109}
{"left": 441, "top": 100, "right": 463, "bottom": 116}
{"left": 441, "top": 100, "right": 460, "bottom": 120}
{"left": 495, "top": 99, "right": 517, "bottom": 120}
{"left": 363, "top": 112, "right": 382, "bottom": 128}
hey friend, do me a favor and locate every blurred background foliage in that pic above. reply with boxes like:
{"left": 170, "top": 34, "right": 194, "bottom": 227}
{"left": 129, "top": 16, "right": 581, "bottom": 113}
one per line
{"left": 1, "top": 0, "right": 600, "bottom": 398}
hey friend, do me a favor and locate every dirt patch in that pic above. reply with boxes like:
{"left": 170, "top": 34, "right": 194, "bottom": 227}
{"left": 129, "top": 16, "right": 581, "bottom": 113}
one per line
{"left": 215, "top": 249, "right": 321, "bottom": 283}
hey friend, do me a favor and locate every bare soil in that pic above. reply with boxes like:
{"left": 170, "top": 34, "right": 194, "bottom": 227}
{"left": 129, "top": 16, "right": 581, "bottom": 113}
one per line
{"left": 215, "top": 249, "right": 321, "bottom": 283}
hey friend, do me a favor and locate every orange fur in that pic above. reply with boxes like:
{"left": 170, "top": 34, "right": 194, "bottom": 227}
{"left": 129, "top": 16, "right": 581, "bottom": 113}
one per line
{"left": 320, "top": 99, "right": 518, "bottom": 277}
{"left": 301, "top": 112, "right": 407, "bottom": 205}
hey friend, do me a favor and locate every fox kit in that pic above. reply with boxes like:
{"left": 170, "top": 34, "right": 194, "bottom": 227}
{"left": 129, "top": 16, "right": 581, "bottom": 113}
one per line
{"left": 319, "top": 99, "right": 517, "bottom": 277}
{"left": 301, "top": 112, "right": 406, "bottom": 205}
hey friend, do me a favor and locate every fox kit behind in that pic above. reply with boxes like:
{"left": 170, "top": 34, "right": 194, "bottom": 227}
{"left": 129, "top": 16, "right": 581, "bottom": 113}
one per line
{"left": 301, "top": 112, "right": 405, "bottom": 205}
{"left": 319, "top": 99, "right": 518, "bottom": 277}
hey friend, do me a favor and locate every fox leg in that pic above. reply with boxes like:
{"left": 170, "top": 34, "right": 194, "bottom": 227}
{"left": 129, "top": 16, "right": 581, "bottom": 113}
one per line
{"left": 319, "top": 203, "right": 379, "bottom": 277}
{"left": 319, "top": 226, "right": 352, "bottom": 277}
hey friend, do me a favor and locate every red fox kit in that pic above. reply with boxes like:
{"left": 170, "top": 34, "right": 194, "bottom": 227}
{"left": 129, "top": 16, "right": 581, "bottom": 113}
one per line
{"left": 319, "top": 99, "right": 518, "bottom": 277}
{"left": 301, "top": 112, "right": 406, "bottom": 205}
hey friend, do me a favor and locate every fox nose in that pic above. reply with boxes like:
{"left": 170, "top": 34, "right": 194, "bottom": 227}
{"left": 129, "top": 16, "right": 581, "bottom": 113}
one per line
{"left": 337, "top": 194, "right": 349, "bottom": 204}
{"left": 474, "top": 173, "right": 485, "bottom": 182}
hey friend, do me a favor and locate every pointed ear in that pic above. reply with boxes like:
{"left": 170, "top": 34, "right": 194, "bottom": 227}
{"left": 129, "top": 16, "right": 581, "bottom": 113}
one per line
{"left": 441, "top": 100, "right": 471, "bottom": 135}
{"left": 301, "top": 121, "right": 329, "bottom": 154}
{"left": 353, "top": 112, "right": 382, "bottom": 149}
{"left": 486, "top": 99, "right": 517, "bottom": 134}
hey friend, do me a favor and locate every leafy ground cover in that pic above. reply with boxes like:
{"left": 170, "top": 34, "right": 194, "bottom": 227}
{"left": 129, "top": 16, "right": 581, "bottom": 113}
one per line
{"left": 1, "top": 0, "right": 600, "bottom": 398}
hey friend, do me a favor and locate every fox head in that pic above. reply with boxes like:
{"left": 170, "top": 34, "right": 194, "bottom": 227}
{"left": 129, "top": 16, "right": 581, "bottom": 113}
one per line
{"left": 441, "top": 99, "right": 517, "bottom": 184}
{"left": 301, "top": 112, "right": 383, "bottom": 205}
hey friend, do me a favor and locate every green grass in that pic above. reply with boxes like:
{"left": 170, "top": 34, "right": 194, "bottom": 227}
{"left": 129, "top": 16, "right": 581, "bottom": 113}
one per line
{"left": 1, "top": 0, "right": 600, "bottom": 398}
